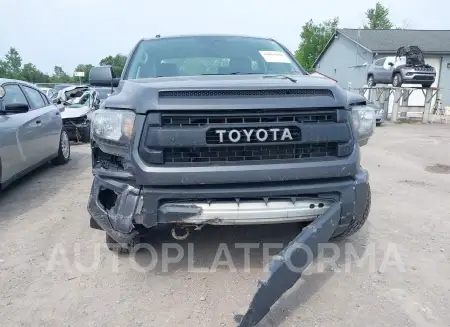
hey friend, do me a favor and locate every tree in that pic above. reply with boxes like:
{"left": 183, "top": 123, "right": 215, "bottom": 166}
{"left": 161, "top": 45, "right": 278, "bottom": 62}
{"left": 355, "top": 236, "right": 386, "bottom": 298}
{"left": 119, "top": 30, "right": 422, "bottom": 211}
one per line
{"left": 52, "top": 65, "right": 72, "bottom": 83}
{"left": 21, "top": 63, "right": 40, "bottom": 82}
{"left": 0, "top": 59, "right": 7, "bottom": 77}
{"left": 363, "top": 2, "right": 393, "bottom": 29}
{"left": 295, "top": 17, "right": 339, "bottom": 70}
{"left": 99, "top": 54, "right": 127, "bottom": 77}
{"left": 4, "top": 47, "right": 22, "bottom": 79}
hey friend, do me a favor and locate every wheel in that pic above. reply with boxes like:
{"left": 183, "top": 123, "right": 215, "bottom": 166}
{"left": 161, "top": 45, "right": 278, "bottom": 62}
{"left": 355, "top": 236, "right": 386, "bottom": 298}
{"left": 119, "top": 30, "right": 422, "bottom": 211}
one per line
{"left": 51, "top": 128, "right": 71, "bottom": 165}
{"left": 392, "top": 73, "right": 403, "bottom": 87}
{"left": 376, "top": 122, "right": 382, "bottom": 126}
{"left": 367, "top": 75, "right": 376, "bottom": 87}
{"left": 106, "top": 233, "right": 130, "bottom": 254}
{"left": 76, "top": 124, "right": 91, "bottom": 143}
{"left": 422, "top": 83, "right": 432, "bottom": 88}
{"left": 332, "top": 184, "right": 371, "bottom": 241}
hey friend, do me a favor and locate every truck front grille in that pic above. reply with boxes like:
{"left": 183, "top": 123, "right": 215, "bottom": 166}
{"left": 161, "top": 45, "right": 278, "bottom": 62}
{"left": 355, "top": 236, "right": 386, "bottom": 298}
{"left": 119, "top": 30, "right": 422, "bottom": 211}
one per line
{"left": 164, "top": 143, "right": 338, "bottom": 164}
{"left": 139, "top": 108, "right": 350, "bottom": 166}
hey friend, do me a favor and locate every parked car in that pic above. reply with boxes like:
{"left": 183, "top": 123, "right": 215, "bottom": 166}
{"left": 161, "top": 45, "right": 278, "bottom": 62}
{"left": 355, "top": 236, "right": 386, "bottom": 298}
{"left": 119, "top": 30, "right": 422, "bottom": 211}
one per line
{"left": 367, "top": 103, "right": 385, "bottom": 126}
{"left": 0, "top": 78, "right": 71, "bottom": 190}
{"left": 55, "top": 85, "right": 100, "bottom": 143}
{"left": 38, "top": 87, "right": 57, "bottom": 100}
{"left": 87, "top": 34, "right": 375, "bottom": 327}
{"left": 367, "top": 46, "right": 436, "bottom": 88}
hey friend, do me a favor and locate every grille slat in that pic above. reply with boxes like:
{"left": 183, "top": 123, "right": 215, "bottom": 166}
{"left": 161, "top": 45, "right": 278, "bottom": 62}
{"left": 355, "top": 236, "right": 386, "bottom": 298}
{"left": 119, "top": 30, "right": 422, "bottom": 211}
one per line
{"left": 164, "top": 143, "right": 338, "bottom": 165}
{"left": 162, "top": 110, "right": 337, "bottom": 128}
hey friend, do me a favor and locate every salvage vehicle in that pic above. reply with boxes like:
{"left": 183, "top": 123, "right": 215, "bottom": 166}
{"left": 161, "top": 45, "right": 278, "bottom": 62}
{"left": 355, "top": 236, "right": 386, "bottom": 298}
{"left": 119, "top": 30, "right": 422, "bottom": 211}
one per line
{"left": 0, "top": 79, "right": 70, "bottom": 190}
{"left": 367, "top": 45, "right": 436, "bottom": 88}
{"left": 87, "top": 35, "right": 375, "bottom": 327}
{"left": 55, "top": 85, "right": 100, "bottom": 143}
{"left": 91, "top": 86, "right": 113, "bottom": 105}
{"left": 53, "top": 83, "right": 75, "bottom": 92}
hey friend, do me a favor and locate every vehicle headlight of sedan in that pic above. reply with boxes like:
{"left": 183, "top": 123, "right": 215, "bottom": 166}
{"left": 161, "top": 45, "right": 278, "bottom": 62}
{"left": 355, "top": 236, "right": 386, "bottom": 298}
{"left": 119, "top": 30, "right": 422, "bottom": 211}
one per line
{"left": 351, "top": 105, "right": 376, "bottom": 146}
{"left": 91, "top": 109, "right": 135, "bottom": 145}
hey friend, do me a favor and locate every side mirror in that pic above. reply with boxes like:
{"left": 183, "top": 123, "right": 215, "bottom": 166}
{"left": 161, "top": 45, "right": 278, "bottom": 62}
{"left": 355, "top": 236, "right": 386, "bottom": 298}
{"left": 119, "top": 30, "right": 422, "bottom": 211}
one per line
{"left": 4, "top": 103, "right": 30, "bottom": 114}
{"left": 89, "top": 66, "right": 120, "bottom": 87}
{"left": 388, "top": 62, "right": 394, "bottom": 66}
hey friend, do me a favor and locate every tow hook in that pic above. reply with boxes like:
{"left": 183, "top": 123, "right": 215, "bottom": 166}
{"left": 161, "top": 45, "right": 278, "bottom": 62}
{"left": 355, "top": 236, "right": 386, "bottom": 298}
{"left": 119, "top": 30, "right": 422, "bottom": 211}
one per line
{"left": 171, "top": 225, "right": 190, "bottom": 240}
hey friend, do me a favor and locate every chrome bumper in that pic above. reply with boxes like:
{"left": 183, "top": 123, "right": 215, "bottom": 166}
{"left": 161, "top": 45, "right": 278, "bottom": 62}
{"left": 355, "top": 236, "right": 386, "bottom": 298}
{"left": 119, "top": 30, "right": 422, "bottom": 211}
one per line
{"left": 159, "top": 198, "right": 335, "bottom": 225}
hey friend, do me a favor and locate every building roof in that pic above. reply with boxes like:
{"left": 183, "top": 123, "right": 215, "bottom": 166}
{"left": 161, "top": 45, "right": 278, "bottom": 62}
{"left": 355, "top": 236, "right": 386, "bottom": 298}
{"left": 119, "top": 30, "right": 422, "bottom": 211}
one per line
{"left": 313, "top": 28, "right": 450, "bottom": 67}
{"left": 338, "top": 28, "right": 450, "bottom": 54}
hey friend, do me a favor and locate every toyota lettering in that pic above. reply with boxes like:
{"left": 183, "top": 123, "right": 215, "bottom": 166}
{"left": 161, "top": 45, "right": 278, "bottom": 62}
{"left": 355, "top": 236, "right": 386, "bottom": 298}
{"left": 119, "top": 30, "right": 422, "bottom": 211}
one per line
{"left": 214, "top": 127, "right": 294, "bottom": 143}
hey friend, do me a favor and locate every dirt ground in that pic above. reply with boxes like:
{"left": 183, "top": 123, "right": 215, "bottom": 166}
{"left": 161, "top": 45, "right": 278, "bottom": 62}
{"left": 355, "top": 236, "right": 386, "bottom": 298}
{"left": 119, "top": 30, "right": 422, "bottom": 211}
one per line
{"left": 1, "top": 123, "right": 450, "bottom": 327}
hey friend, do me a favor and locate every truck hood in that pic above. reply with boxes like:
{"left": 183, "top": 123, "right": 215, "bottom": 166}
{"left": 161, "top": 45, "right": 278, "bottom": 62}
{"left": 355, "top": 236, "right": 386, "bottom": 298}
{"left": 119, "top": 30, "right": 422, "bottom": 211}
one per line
{"left": 102, "top": 74, "right": 358, "bottom": 114}
{"left": 60, "top": 105, "right": 92, "bottom": 119}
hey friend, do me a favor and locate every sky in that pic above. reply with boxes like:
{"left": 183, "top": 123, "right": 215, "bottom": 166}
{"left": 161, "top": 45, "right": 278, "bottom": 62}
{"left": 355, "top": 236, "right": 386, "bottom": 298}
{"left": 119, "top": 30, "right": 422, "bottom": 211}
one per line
{"left": 1, "top": 0, "right": 450, "bottom": 75}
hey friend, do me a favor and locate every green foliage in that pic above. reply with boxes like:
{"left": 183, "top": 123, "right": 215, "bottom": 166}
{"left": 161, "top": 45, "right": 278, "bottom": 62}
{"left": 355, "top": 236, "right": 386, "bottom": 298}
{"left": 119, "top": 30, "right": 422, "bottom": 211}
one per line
{"left": 295, "top": 3, "right": 396, "bottom": 69}
{"left": 363, "top": 2, "right": 393, "bottom": 29}
{"left": 0, "top": 47, "right": 128, "bottom": 85}
{"left": 99, "top": 54, "right": 127, "bottom": 77}
{"left": 295, "top": 17, "right": 339, "bottom": 70}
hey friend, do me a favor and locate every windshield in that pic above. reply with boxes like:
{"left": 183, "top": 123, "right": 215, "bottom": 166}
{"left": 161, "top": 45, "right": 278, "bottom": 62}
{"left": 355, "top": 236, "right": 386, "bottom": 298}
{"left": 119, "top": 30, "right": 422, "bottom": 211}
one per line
{"left": 124, "top": 36, "right": 306, "bottom": 79}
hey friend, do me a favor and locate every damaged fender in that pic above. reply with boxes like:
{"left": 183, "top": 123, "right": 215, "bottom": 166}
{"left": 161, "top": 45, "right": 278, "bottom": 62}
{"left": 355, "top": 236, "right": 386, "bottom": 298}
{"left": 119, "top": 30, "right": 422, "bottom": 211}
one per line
{"left": 237, "top": 202, "right": 341, "bottom": 327}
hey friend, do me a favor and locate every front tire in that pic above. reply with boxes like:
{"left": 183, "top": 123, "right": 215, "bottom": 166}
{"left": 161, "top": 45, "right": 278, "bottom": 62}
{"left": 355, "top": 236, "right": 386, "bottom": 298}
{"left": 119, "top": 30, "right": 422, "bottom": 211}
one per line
{"left": 332, "top": 184, "right": 371, "bottom": 241}
{"left": 51, "top": 128, "right": 71, "bottom": 165}
{"left": 422, "top": 83, "right": 432, "bottom": 88}
{"left": 105, "top": 233, "right": 130, "bottom": 254}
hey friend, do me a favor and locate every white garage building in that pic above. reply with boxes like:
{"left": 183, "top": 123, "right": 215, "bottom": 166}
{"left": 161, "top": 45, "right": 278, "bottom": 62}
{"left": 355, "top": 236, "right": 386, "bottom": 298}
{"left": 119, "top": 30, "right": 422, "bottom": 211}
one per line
{"left": 313, "top": 29, "right": 450, "bottom": 107}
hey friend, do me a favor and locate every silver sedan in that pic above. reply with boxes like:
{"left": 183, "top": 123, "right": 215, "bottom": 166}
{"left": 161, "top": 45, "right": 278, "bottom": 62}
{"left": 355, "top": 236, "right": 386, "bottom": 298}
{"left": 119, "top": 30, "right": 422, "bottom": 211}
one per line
{"left": 0, "top": 79, "right": 71, "bottom": 190}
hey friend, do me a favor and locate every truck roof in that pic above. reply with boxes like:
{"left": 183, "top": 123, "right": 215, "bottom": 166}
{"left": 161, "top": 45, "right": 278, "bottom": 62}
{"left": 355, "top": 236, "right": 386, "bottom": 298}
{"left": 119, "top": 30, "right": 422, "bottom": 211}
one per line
{"left": 141, "top": 34, "right": 273, "bottom": 42}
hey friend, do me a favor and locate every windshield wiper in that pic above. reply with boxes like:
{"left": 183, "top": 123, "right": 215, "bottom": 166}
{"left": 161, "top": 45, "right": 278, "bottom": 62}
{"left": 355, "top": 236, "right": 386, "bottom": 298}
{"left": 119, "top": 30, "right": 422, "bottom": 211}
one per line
{"left": 201, "top": 72, "right": 261, "bottom": 76}
{"left": 262, "top": 74, "right": 297, "bottom": 83}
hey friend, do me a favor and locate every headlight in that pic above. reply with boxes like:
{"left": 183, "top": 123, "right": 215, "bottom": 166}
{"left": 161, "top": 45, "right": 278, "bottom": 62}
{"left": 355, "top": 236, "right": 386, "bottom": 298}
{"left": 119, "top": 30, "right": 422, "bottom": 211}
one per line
{"left": 352, "top": 105, "right": 376, "bottom": 144}
{"left": 91, "top": 109, "right": 135, "bottom": 143}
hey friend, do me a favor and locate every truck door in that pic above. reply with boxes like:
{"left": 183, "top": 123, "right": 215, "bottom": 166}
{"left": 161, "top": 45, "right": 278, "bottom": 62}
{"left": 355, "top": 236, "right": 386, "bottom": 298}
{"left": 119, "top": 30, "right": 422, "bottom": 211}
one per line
{"left": 21, "top": 85, "right": 62, "bottom": 161}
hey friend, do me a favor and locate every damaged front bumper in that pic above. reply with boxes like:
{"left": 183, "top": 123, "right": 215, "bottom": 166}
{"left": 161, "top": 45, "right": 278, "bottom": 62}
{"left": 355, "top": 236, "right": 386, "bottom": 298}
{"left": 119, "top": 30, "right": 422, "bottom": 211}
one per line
{"left": 88, "top": 168, "right": 369, "bottom": 246}
{"left": 237, "top": 201, "right": 341, "bottom": 327}
{"left": 87, "top": 169, "right": 369, "bottom": 325}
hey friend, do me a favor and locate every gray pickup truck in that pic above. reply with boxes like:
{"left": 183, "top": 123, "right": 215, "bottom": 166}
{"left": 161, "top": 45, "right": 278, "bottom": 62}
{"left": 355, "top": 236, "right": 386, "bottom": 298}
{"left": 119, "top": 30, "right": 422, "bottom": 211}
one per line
{"left": 87, "top": 35, "right": 375, "bottom": 326}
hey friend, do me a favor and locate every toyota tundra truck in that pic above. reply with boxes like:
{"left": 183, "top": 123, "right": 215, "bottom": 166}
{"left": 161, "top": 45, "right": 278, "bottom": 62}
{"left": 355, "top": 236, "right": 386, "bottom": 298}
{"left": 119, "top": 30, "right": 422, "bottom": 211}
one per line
{"left": 87, "top": 34, "right": 375, "bottom": 327}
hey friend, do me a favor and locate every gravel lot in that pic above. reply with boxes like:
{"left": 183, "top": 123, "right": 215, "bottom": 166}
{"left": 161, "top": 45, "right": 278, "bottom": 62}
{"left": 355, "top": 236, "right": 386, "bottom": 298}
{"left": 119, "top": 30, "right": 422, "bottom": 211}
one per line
{"left": 1, "top": 123, "right": 450, "bottom": 327}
